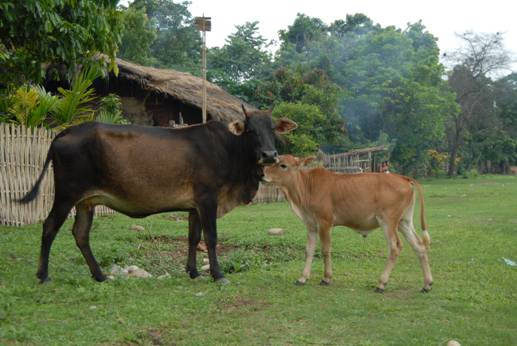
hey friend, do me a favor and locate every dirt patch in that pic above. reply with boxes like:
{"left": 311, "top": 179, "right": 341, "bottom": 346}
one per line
{"left": 143, "top": 235, "right": 238, "bottom": 254}
{"left": 382, "top": 287, "right": 417, "bottom": 300}
{"left": 220, "top": 296, "right": 270, "bottom": 313}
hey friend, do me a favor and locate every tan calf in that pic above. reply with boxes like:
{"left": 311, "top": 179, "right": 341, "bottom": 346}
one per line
{"left": 263, "top": 155, "right": 433, "bottom": 292}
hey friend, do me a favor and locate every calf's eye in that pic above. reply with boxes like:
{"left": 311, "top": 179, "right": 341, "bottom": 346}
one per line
{"left": 280, "top": 164, "right": 288, "bottom": 170}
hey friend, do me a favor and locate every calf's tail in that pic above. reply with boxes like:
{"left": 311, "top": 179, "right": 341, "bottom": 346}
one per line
{"left": 17, "top": 146, "right": 53, "bottom": 204}
{"left": 413, "top": 181, "right": 430, "bottom": 249}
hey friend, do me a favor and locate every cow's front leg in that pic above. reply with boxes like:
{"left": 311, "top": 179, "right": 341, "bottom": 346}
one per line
{"left": 296, "top": 225, "right": 317, "bottom": 285}
{"left": 197, "top": 198, "right": 227, "bottom": 284}
{"left": 185, "top": 210, "right": 202, "bottom": 279}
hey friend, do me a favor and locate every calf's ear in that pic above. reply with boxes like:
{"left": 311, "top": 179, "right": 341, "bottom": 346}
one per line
{"left": 228, "top": 120, "right": 246, "bottom": 135}
{"left": 275, "top": 118, "right": 298, "bottom": 134}
{"left": 301, "top": 156, "right": 316, "bottom": 167}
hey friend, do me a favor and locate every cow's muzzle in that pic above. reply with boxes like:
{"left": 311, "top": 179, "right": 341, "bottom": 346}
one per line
{"left": 259, "top": 150, "right": 279, "bottom": 165}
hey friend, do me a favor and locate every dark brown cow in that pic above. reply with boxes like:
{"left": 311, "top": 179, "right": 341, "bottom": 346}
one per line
{"left": 19, "top": 108, "right": 297, "bottom": 284}
{"left": 263, "top": 155, "right": 433, "bottom": 292}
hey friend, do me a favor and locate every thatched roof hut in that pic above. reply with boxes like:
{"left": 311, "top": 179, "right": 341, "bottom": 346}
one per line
{"left": 93, "top": 58, "right": 254, "bottom": 126}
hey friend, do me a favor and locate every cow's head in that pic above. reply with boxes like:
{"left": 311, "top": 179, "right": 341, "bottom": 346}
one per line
{"left": 228, "top": 105, "right": 297, "bottom": 164}
{"left": 263, "top": 155, "right": 315, "bottom": 184}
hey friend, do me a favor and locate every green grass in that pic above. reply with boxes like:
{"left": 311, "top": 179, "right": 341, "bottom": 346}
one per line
{"left": 1, "top": 175, "right": 517, "bottom": 345}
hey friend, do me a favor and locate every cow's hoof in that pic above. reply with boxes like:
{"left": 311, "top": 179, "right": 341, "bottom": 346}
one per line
{"left": 188, "top": 269, "right": 200, "bottom": 279}
{"left": 319, "top": 279, "right": 331, "bottom": 286}
{"left": 93, "top": 273, "right": 107, "bottom": 282}
{"left": 374, "top": 287, "right": 385, "bottom": 293}
{"left": 421, "top": 287, "right": 432, "bottom": 293}
{"left": 38, "top": 276, "right": 50, "bottom": 284}
{"left": 215, "top": 277, "right": 230, "bottom": 285}
{"left": 294, "top": 279, "right": 306, "bottom": 286}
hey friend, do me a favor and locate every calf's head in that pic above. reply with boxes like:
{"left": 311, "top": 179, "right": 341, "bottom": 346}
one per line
{"left": 263, "top": 155, "right": 315, "bottom": 184}
{"left": 228, "top": 106, "right": 297, "bottom": 164}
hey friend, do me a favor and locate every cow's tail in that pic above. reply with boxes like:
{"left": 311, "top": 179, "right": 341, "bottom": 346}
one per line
{"left": 413, "top": 180, "right": 430, "bottom": 249}
{"left": 17, "top": 146, "right": 53, "bottom": 204}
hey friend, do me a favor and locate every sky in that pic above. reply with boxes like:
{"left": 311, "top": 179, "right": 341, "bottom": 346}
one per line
{"left": 185, "top": 0, "right": 516, "bottom": 70}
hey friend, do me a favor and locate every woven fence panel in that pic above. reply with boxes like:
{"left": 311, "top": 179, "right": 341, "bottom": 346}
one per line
{"left": 253, "top": 183, "right": 285, "bottom": 203}
{"left": 0, "top": 124, "right": 114, "bottom": 226}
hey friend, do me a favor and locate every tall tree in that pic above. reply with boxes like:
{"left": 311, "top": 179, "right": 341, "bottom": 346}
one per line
{"left": 278, "top": 14, "right": 327, "bottom": 53}
{"left": 131, "top": 0, "right": 201, "bottom": 73}
{"left": 118, "top": 5, "right": 157, "bottom": 65}
{"left": 208, "top": 21, "right": 273, "bottom": 104}
{"left": 0, "top": 0, "right": 122, "bottom": 86}
{"left": 445, "top": 31, "right": 512, "bottom": 175}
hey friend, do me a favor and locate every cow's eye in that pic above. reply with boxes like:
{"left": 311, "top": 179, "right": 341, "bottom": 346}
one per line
{"left": 280, "top": 164, "right": 288, "bottom": 170}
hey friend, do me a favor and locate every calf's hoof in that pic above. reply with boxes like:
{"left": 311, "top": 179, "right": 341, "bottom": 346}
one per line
{"left": 215, "top": 277, "right": 230, "bottom": 285}
{"left": 421, "top": 287, "right": 432, "bottom": 293}
{"left": 374, "top": 287, "right": 385, "bottom": 294}
{"left": 294, "top": 279, "right": 306, "bottom": 286}
{"left": 319, "top": 279, "right": 331, "bottom": 286}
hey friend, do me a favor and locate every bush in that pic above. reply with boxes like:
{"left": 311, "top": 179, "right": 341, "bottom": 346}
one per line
{"left": 96, "top": 94, "right": 129, "bottom": 125}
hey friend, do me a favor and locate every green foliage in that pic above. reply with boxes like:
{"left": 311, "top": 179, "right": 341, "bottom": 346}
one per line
{"left": 129, "top": 0, "right": 201, "bottom": 73}
{"left": 51, "top": 65, "right": 102, "bottom": 128}
{"left": 274, "top": 14, "right": 458, "bottom": 174}
{"left": 208, "top": 22, "right": 273, "bottom": 104}
{"left": 5, "top": 85, "right": 58, "bottom": 128}
{"left": 263, "top": 68, "right": 349, "bottom": 153}
{"left": 383, "top": 79, "right": 459, "bottom": 175}
{"left": 0, "top": 0, "right": 122, "bottom": 86}
{"left": 278, "top": 14, "right": 327, "bottom": 53}
{"left": 118, "top": 6, "right": 157, "bottom": 65}
{"left": 1, "top": 66, "right": 106, "bottom": 129}
{"left": 96, "top": 94, "right": 129, "bottom": 125}
{"left": 273, "top": 102, "right": 325, "bottom": 155}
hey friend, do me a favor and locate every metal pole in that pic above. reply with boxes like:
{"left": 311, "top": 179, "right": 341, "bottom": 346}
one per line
{"left": 202, "top": 29, "right": 207, "bottom": 123}
{"left": 195, "top": 15, "right": 210, "bottom": 124}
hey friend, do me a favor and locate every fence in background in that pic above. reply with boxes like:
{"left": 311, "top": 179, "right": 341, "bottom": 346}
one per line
{"left": 253, "top": 183, "right": 285, "bottom": 203}
{"left": 0, "top": 124, "right": 113, "bottom": 226}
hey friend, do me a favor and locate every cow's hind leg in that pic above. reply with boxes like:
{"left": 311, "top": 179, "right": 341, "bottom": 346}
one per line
{"left": 72, "top": 203, "right": 106, "bottom": 282}
{"left": 186, "top": 210, "right": 202, "bottom": 279}
{"left": 296, "top": 225, "right": 318, "bottom": 285}
{"left": 376, "top": 218, "right": 402, "bottom": 293}
{"left": 37, "top": 200, "right": 73, "bottom": 283}
{"left": 399, "top": 218, "right": 433, "bottom": 292}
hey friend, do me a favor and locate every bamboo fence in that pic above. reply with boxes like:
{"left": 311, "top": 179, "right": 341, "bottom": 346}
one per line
{"left": 253, "top": 183, "right": 285, "bottom": 203}
{"left": 0, "top": 124, "right": 113, "bottom": 226}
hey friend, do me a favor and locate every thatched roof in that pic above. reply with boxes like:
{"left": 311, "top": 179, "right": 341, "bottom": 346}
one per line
{"left": 116, "top": 58, "right": 254, "bottom": 122}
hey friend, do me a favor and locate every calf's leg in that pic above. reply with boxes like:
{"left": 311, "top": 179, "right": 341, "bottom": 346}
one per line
{"left": 376, "top": 218, "right": 402, "bottom": 292}
{"left": 399, "top": 218, "right": 433, "bottom": 292}
{"left": 72, "top": 204, "right": 106, "bottom": 282}
{"left": 296, "top": 225, "right": 318, "bottom": 285}
{"left": 186, "top": 210, "right": 202, "bottom": 279}
{"left": 319, "top": 225, "right": 333, "bottom": 285}
{"left": 37, "top": 200, "right": 73, "bottom": 283}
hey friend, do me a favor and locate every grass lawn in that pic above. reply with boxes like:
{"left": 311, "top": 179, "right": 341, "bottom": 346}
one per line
{"left": 1, "top": 175, "right": 517, "bottom": 345}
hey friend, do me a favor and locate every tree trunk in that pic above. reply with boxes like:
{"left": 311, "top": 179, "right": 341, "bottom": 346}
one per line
{"left": 448, "top": 143, "right": 458, "bottom": 176}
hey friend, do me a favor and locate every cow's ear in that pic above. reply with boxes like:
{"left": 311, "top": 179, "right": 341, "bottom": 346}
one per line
{"left": 241, "top": 104, "right": 250, "bottom": 119}
{"left": 301, "top": 156, "right": 316, "bottom": 167}
{"left": 275, "top": 118, "right": 298, "bottom": 134}
{"left": 228, "top": 120, "right": 246, "bottom": 136}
